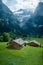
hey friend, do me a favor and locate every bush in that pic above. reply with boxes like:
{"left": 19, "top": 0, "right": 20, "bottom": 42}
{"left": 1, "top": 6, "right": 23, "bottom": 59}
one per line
{"left": 3, "top": 32, "right": 10, "bottom": 42}
{"left": 0, "top": 36, "right": 3, "bottom": 42}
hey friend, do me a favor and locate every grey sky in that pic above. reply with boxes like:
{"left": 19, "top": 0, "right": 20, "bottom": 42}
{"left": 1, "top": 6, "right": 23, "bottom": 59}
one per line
{"left": 2, "top": 0, "right": 43, "bottom": 12}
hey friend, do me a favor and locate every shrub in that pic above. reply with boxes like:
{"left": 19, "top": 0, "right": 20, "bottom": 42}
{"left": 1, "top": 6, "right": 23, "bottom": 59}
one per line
{"left": 0, "top": 36, "right": 3, "bottom": 42}
{"left": 3, "top": 32, "right": 10, "bottom": 42}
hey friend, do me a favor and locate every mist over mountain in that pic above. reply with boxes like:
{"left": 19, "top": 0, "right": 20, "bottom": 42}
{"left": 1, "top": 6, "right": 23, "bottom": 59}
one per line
{"left": 14, "top": 8, "right": 32, "bottom": 27}
{"left": 2, "top": 0, "right": 39, "bottom": 12}
{"left": 0, "top": 0, "right": 25, "bottom": 36}
{"left": 34, "top": 2, "right": 43, "bottom": 16}
{"left": 14, "top": 9, "right": 32, "bottom": 15}
{"left": 0, "top": 0, "right": 43, "bottom": 38}
{"left": 21, "top": 2, "right": 43, "bottom": 37}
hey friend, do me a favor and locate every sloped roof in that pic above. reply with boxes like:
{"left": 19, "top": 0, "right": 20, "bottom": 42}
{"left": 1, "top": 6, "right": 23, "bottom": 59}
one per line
{"left": 29, "top": 40, "right": 40, "bottom": 45}
{"left": 13, "top": 38, "right": 25, "bottom": 45}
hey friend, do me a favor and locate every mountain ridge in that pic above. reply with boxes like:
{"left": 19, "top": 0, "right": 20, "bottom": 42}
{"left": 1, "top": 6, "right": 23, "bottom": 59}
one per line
{"left": 0, "top": 0, "right": 25, "bottom": 36}
{"left": 21, "top": 2, "right": 43, "bottom": 37}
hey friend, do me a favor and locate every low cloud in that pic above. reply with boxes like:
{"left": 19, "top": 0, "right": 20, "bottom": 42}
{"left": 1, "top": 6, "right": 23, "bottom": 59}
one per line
{"left": 2, "top": 0, "right": 40, "bottom": 12}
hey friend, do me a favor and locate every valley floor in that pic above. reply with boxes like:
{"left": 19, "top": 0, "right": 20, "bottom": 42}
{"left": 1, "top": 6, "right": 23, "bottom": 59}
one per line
{"left": 0, "top": 38, "right": 43, "bottom": 65}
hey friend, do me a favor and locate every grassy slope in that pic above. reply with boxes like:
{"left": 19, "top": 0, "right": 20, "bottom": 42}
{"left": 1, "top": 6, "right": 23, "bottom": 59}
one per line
{"left": 0, "top": 38, "right": 43, "bottom": 65}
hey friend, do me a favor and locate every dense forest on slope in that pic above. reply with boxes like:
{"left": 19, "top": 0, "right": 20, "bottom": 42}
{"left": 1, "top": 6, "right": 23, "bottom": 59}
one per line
{"left": 0, "top": 0, "right": 43, "bottom": 42}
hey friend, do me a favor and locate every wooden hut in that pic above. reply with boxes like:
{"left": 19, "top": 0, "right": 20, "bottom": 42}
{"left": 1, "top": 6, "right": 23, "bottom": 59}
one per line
{"left": 27, "top": 40, "right": 41, "bottom": 47}
{"left": 7, "top": 38, "right": 25, "bottom": 49}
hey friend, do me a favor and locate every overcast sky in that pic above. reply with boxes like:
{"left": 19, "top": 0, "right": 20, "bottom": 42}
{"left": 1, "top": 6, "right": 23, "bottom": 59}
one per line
{"left": 2, "top": 0, "right": 43, "bottom": 12}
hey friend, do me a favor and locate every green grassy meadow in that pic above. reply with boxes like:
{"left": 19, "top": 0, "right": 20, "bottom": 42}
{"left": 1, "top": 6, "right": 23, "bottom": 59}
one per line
{"left": 0, "top": 38, "right": 43, "bottom": 65}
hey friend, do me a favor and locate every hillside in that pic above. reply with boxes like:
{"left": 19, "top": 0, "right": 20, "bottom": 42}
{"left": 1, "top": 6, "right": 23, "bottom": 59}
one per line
{"left": 0, "top": 0, "right": 43, "bottom": 38}
{"left": 0, "top": 38, "right": 43, "bottom": 65}
{"left": 21, "top": 2, "right": 43, "bottom": 37}
{"left": 0, "top": 0, "right": 24, "bottom": 36}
